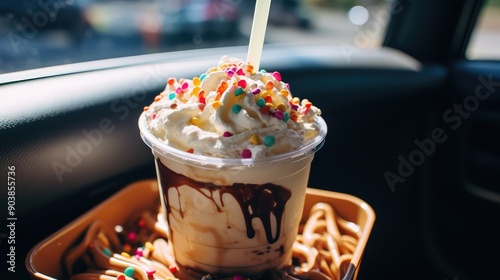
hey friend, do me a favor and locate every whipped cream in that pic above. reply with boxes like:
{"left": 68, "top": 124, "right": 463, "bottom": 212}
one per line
{"left": 143, "top": 56, "right": 322, "bottom": 159}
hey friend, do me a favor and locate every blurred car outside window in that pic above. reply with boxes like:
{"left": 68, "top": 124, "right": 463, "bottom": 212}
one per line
{"left": 0, "top": 0, "right": 396, "bottom": 74}
{"left": 467, "top": 0, "right": 500, "bottom": 60}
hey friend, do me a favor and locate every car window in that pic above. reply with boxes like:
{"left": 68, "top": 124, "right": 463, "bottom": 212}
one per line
{"left": 467, "top": 0, "right": 500, "bottom": 60}
{"left": 0, "top": 0, "right": 394, "bottom": 74}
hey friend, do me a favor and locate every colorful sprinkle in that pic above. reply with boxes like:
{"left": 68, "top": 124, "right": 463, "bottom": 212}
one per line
{"left": 169, "top": 264, "right": 178, "bottom": 273}
{"left": 181, "top": 82, "right": 189, "bottom": 90}
{"left": 190, "top": 117, "right": 200, "bottom": 125}
{"left": 135, "top": 247, "right": 143, "bottom": 257}
{"left": 170, "top": 103, "right": 178, "bottom": 109}
{"left": 152, "top": 113, "right": 157, "bottom": 120}
{"left": 212, "top": 101, "right": 222, "bottom": 109}
{"left": 232, "top": 104, "right": 242, "bottom": 114}
{"left": 256, "top": 98, "right": 266, "bottom": 108}
{"left": 102, "top": 248, "right": 111, "bottom": 256}
{"left": 260, "top": 69, "right": 267, "bottom": 73}
{"left": 223, "top": 132, "right": 233, "bottom": 137}
{"left": 124, "top": 267, "right": 134, "bottom": 277}
{"left": 226, "top": 70, "right": 235, "bottom": 77}
{"left": 154, "top": 95, "right": 162, "bottom": 102}
{"left": 259, "top": 105, "right": 270, "bottom": 115}
{"left": 186, "top": 148, "right": 194, "bottom": 153}
{"left": 234, "top": 87, "right": 245, "bottom": 97}
{"left": 277, "top": 103, "right": 286, "bottom": 112}
{"left": 167, "top": 78, "right": 176, "bottom": 86}
{"left": 272, "top": 71, "right": 282, "bottom": 81}
{"left": 291, "top": 104, "right": 299, "bottom": 111}
{"left": 264, "top": 95, "right": 273, "bottom": 104}
{"left": 241, "top": 149, "right": 252, "bottom": 159}
{"left": 233, "top": 276, "right": 244, "bottom": 280}
{"left": 266, "top": 81, "right": 274, "bottom": 90}
{"left": 246, "top": 65, "right": 254, "bottom": 74}
{"left": 199, "top": 91, "right": 206, "bottom": 104}
{"left": 176, "top": 87, "right": 183, "bottom": 94}
{"left": 236, "top": 68, "right": 245, "bottom": 76}
{"left": 290, "top": 113, "right": 299, "bottom": 122}
{"left": 251, "top": 88, "right": 261, "bottom": 95}
{"left": 280, "top": 89, "right": 289, "bottom": 97}
{"left": 237, "top": 79, "right": 247, "bottom": 88}
{"left": 145, "top": 242, "right": 154, "bottom": 252}
{"left": 264, "top": 135, "right": 275, "bottom": 147}
{"left": 143, "top": 106, "right": 149, "bottom": 111}
{"left": 146, "top": 269, "right": 156, "bottom": 276}
{"left": 283, "top": 112, "right": 290, "bottom": 122}
{"left": 193, "top": 77, "right": 201, "bottom": 86}
{"left": 192, "top": 87, "right": 201, "bottom": 97}
{"left": 274, "top": 110, "right": 284, "bottom": 120}
{"left": 250, "top": 135, "right": 260, "bottom": 145}
{"left": 168, "top": 92, "right": 176, "bottom": 100}
{"left": 121, "top": 252, "right": 131, "bottom": 258}
{"left": 200, "top": 73, "right": 207, "bottom": 81}
{"left": 116, "top": 274, "right": 126, "bottom": 280}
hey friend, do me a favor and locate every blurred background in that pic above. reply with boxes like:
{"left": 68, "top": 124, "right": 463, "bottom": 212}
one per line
{"left": 0, "top": 0, "right": 499, "bottom": 74}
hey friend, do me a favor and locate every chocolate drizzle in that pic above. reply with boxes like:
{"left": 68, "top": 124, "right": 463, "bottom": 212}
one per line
{"left": 156, "top": 158, "right": 291, "bottom": 244}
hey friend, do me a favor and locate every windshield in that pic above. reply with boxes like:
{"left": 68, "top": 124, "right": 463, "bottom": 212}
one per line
{"left": 1, "top": 0, "right": 393, "bottom": 74}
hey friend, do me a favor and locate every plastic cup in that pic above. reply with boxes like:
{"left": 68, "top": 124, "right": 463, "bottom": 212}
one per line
{"left": 138, "top": 112, "right": 327, "bottom": 279}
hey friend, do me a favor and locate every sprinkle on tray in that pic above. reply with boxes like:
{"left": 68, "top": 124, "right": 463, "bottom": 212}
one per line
{"left": 169, "top": 264, "right": 178, "bottom": 273}
{"left": 264, "top": 135, "right": 276, "bottom": 147}
{"left": 223, "top": 132, "right": 233, "bottom": 137}
{"left": 241, "top": 149, "right": 252, "bottom": 159}
{"left": 102, "top": 247, "right": 111, "bottom": 256}
{"left": 250, "top": 135, "right": 260, "bottom": 145}
{"left": 146, "top": 269, "right": 156, "bottom": 277}
{"left": 124, "top": 267, "right": 134, "bottom": 277}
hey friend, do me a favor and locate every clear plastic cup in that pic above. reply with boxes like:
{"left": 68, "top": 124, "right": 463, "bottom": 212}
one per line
{"left": 138, "top": 112, "right": 327, "bottom": 279}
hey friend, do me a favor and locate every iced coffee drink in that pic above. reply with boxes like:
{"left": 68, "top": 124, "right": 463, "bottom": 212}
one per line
{"left": 139, "top": 56, "right": 327, "bottom": 279}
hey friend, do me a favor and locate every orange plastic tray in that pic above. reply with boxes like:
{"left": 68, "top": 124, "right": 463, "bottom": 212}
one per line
{"left": 26, "top": 180, "right": 375, "bottom": 280}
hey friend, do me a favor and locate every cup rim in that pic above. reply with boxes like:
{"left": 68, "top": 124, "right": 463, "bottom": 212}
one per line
{"left": 138, "top": 112, "right": 327, "bottom": 168}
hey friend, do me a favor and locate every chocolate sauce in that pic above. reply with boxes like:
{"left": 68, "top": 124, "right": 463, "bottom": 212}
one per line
{"left": 156, "top": 158, "right": 291, "bottom": 244}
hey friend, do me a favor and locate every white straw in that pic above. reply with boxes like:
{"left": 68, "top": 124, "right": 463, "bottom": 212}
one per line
{"left": 246, "top": 0, "right": 272, "bottom": 71}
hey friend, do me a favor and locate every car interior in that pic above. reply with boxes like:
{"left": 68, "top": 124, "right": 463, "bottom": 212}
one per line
{"left": 1, "top": 0, "right": 499, "bottom": 279}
